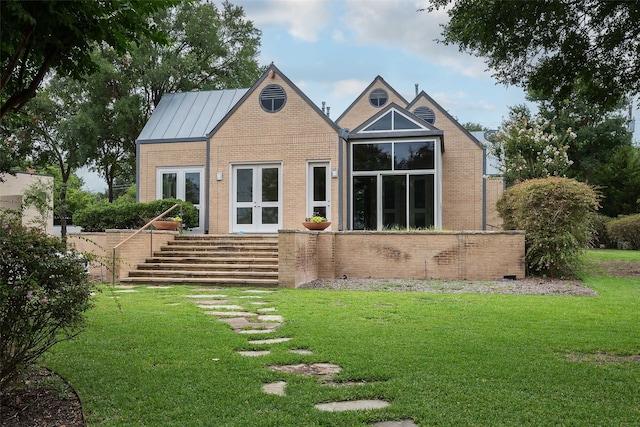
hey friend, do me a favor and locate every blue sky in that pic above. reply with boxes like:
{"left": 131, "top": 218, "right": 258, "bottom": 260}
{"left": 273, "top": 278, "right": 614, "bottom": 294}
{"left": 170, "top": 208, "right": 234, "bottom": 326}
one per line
{"left": 81, "top": 0, "right": 638, "bottom": 192}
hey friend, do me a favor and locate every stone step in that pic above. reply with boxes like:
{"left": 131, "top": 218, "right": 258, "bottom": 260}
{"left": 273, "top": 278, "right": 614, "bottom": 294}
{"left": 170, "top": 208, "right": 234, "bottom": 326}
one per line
{"left": 153, "top": 249, "right": 276, "bottom": 256}
{"left": 127, "top": 269, "right": 278, "bottom": 279}
{"left": 167, "top": 239, "right": 277, "bottom": 247}
{"left": 145, "top": 256, "right": 277, "bottom": 265}
{"left": 119, "top": 276, "right": 278, "bottom": 287}
{"left": 136, "top": 263, "right": 277, "bottom": 272}
{"left": 159, "top": 244, "right": 277, "bottom": 252}
{"left": 175, "top": 234, "right": 277, "bottom": 241}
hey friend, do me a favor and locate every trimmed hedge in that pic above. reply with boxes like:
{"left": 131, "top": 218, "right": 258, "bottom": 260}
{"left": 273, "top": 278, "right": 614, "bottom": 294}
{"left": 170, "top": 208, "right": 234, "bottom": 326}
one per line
{"left": 73, "top": 199, "right": 199, "bottom": 232}
{"left": 497, "top": 177, "right": 599, "bottom": 276}
{"left": 607, "top": 213, "right": 640, "bottom": 250}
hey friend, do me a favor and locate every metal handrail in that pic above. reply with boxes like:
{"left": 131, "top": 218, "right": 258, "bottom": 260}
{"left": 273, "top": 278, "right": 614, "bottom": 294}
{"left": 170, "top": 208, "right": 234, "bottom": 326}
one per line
{"left": 111, "top": 203, "right": 181, "bottom": 286}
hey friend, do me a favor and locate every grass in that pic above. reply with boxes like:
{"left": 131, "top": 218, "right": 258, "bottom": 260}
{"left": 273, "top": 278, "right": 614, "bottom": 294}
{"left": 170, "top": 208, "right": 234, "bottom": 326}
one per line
{"left": 44, "top": 250, "right": 640, "bottom": 426}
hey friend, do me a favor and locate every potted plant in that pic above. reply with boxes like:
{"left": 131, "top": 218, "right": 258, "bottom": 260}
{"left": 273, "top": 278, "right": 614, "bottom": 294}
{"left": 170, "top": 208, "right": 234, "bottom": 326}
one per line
{"left": 153, "top": 216, "right": 182, "bottom": 230}
{"left": 302, "top": 213, "right": 331, "bottom": 230}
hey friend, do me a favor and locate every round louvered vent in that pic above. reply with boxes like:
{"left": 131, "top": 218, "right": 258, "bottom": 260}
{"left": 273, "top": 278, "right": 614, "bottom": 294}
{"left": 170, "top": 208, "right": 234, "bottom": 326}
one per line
{"left": 369, "top": 88, "right": 388, "bottom": 107}
{"left": 413, "top": 106, "right": 436, "bottom": 125}
{"left": 260, "top": 84, "right": 286, "bottom": 113}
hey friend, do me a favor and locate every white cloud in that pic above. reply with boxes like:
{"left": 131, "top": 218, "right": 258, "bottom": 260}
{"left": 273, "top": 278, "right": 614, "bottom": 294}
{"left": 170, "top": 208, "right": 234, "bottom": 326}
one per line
{"left": 328, "top": 79, "right": 369, "bottom": 101}
{"left": 236, "top": 0, "right": 330, "bottom": 42}
{"left": 341, "top": 0, "right": 487, "bottom": 78}
{"left": 332, "top": 29, "right": 346, "bottom": 43}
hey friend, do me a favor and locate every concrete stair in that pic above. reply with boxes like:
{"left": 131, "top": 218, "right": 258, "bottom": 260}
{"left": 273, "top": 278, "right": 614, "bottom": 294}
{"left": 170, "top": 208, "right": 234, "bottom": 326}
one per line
{"left": 119, "top": 235, "right": 279, "bottom": 287}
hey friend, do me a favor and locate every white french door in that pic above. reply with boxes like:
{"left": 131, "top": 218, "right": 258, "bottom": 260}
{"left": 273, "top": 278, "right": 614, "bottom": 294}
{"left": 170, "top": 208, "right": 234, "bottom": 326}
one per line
{"left": 232, "top": 164, "right": 282, "bottom": 233}
{"left": 156, "top": 167, "right": 204, "bottom": 233}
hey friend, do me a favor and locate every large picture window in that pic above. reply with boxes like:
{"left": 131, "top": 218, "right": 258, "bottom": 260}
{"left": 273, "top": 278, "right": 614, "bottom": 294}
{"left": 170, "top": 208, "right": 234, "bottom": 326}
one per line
{"left": 351, "top": 140, "right": 438, "bottom": 230}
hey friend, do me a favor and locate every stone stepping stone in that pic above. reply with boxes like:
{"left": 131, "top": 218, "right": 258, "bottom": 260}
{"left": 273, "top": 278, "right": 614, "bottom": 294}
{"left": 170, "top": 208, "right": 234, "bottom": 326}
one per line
{"left": 147, "top": 286, "right": 173, "bottom": 289}
{"left": 262, "top": 381, "right": 286, "bottom": 396}
{"left": 114, "top": 289, "right": 138, "bottom": 293}
{"left": 237, "top": 350, "right": 270, "bottom": 357}
{"left": 198, "top": 304, "right": 244, "bottom": 310}
{"left": 237, "top": 329, "right": 274, "bottom": 334}
{"left": 258, "top": 315, "right": 283, "bottom": 322}
{"left": 372, "top": 420, "right": 417, "bottom": 427}
{"left": 257, "top": 307, "right": 276, "bottom": 312}
{"left": 248, "top": 337, "right": 292, "bottom": 345}
{"left": 314, "top": 400, "right": 390, "bottom": 412}
{"left": 188, "top": 294, "right": 228, "bottom": 299}
{"left": 290, "top": 349, "right": 313, "bottom": 355}
{"left": 219, "top": 317, "right": 281, "bottom": 330}
{"left": 243, "top": 290, "right": 275, "bottom": 294}
{"left": 251, "top": 302, "right": 269, "bottom": 305}
{"left": 238, "top": 295, "right": 264, "bottom": 299}
{"left": 194, "top": 300, "right": 231, "bottom": 305}
{"left": 204, "top": 311, "right": 257, "bottom": 317}
{"left": 268, "top": 363, "right": 341, "bottom": 378}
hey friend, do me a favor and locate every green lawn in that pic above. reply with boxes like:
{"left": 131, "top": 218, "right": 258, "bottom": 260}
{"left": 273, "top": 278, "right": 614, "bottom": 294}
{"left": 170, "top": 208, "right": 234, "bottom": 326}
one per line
{"left": 44, "top": 250, "right": 640, "bottom": 426}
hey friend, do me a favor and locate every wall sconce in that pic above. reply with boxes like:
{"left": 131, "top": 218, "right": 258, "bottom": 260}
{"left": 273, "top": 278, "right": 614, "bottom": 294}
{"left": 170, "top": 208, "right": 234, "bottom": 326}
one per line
{"left": 331, "top": 169, "right": 338, "bottom": 178}
{"left": 216, "top": 172, "right": 223, "bottom": 181}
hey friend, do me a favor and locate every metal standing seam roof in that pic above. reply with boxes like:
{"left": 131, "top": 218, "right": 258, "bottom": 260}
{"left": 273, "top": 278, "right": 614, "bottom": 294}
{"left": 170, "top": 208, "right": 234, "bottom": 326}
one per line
{"left": 136, "top": 88, "right": 249, "bottom": 142}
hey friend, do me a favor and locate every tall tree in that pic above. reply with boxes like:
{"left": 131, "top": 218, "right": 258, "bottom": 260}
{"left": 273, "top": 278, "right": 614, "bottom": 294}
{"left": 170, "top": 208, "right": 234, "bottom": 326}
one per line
{"left": 83, "top": 0, "right": 264, "bottom": 199}
{"left": 14, "top": 77, "right": 96, "bottom": 242}
{"left": 488, "top": 105, "right": 575, "bottom": 186}
{"left": 427, "top": 0, "right": 640, "bottom": 112}
{"left": 0, "top": 0, "right": 176, "bottom": 119}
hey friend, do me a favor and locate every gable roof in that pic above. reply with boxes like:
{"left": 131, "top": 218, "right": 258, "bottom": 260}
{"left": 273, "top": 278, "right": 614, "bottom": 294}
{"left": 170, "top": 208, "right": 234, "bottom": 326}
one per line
{"left": 335, "top": 76, "right": 409, "bottom": 126}
{"left": 207, "top": 63, "right": 341, "bottom": 137}
{"left": 407, "top": 90, "right": 484, "bottom": 150}
{"left": 137, "top": 89, "right": 249, "bottom": 143}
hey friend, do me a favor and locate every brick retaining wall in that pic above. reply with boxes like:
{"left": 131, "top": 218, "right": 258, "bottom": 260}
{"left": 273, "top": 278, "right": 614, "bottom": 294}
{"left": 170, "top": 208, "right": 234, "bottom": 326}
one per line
{"left": 278, "top": 230, "right": 525, "bottom": 288}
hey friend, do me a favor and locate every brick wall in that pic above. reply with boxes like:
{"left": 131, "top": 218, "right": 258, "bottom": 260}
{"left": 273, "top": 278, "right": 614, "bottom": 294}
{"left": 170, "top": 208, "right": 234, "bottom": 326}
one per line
{"left": 485, "top": 177, "right": 504, "bottom": 230}
{"left": 279, "top": 230, "right": 525, "bottom": 287}
{"left": 68, "top": 230, "right": 176, "bottom": 281}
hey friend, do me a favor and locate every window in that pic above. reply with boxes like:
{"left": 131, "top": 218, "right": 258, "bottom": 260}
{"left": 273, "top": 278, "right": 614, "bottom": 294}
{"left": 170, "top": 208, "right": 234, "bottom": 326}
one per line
{"left": 260, "top": 84, "right": 286, "bottom": 112}
{"left": 363, "top": 111, "right": 422, "bottom": 132}
{"left": 353, "top": 141, "right": 434, "bottom": 171}
{"left": 413, "top": 106, "right": 436, "bottom": 125}
{"left": 369, "top": 88, "right": 388, "bottom": 107}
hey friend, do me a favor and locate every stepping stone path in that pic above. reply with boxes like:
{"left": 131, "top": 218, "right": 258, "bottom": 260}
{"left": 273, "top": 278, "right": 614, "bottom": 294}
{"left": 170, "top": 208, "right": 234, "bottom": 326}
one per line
{"left": 187, "top": 288, "right": 404, "bottom": 425}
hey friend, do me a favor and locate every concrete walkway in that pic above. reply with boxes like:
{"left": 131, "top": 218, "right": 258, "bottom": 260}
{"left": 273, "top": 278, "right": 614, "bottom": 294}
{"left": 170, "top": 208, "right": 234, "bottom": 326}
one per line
{"left": 186, "top": 289, "right": 418, "bottom": 427}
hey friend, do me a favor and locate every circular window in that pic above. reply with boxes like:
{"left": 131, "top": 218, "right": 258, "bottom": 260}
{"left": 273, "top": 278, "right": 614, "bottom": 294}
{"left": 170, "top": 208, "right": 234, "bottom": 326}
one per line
{"left": 260, "top": 84, "right": 286, "bottom": 113}
{"left": 413, "top": 106, "right": 436, "bottom": 125}
{"left": 369, "top": 88, "right": 388, "bottom": 107}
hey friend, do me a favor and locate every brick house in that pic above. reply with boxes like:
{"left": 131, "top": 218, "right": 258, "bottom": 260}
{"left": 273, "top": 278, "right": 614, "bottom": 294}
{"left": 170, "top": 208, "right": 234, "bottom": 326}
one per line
{"left": 136, "top": 64, "right": 501, "bottom": 234}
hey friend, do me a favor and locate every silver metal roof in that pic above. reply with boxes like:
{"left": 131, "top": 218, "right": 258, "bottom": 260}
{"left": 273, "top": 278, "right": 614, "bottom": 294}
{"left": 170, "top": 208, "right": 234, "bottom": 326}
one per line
{"left": 137, "top": 89, "right": 249, "bottom": 142}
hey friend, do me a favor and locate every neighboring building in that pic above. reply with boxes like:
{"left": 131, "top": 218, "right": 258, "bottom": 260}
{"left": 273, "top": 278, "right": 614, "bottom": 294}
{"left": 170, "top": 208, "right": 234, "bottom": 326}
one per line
{"left": 0, "top": 172, "right": 54, "bottom": 233}
{"left": 136, "top": 64, "right": 502, "bottom": 234}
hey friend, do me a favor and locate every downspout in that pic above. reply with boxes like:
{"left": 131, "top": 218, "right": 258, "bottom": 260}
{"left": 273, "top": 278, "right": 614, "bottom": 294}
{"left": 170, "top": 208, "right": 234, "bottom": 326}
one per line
{"left": 135, "top": 142, "right": 140, "bottom": 202}
{"left": 482, "top": 147, "right": 487, "bottom": 231}
{"left": 205, "top": 139, "right": 211, "bottom": 234}
{"left": 339, "top": 129, "right": 350, "bottom": 231}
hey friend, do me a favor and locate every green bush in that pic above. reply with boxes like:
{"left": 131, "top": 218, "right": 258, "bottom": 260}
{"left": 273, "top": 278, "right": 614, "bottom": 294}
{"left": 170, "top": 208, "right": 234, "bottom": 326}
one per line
{"left": 73, "top": 198, "right": 199, "bottom": 231}
{"left": 607, "top": 213, "right": 640, "bottom": 250}
{"left": 0, "top": 215, "right": 94, "bottom": 391}
{"left": 497, "top": 177, "right": 599, "bottom": 276}
{"left": 589, "top": 214, "right": 615, "bottom": 249}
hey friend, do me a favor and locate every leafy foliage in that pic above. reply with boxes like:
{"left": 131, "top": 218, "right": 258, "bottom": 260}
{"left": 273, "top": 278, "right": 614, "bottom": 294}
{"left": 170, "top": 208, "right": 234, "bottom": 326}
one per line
{"left": 73, "top": 198, "right": 199, "bottom": 231}
{"left": 593, "top": 145, "right": 640, "bottom": 217}
{"left": 0, "top": 215, "right": 94, "bottom": 391}
{"left": 428, "top": 0, "right": 640, "bottom": 112}
{"left": 607, "top": 214, "right": 640, "bottom": 250}
{"left": 488, "top": 106, "right": 575, "bottom": 186}
{"left": 497, "top": 177, "right": 599, "bottom": 276}
{"left": 0, "top": 0, "right": 177, "bottom": 119}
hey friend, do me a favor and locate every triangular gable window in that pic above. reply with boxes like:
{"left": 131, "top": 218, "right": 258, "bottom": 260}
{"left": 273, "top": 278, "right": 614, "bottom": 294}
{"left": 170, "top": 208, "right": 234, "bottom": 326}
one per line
{"left": 363, "top": 110, "right": 422, "bottom": 132}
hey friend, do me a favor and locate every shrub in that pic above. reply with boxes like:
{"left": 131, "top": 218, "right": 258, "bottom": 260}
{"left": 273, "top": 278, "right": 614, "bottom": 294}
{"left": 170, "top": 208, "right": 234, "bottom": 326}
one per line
{"left": 73, "top": 198, "right": 199, "bottom": 231}
{"left": 497, "top": 177, "right": 599, "bottom": 276}
{"left": 589, "top": 214, "right": 615, "bottom": 249}
{"left": 0, "top": 215, "right": 94, "bottom": 391}
{"left": 607, "top": 213, "right": 640, "bottom": 250}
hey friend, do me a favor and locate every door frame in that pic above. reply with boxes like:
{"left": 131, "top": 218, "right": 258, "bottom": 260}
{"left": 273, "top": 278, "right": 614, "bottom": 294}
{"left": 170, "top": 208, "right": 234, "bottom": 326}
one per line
{"left": 230, "top": 162, "right": 282, "bottom": 233}
{"left": 156, "top": 166, "right": 205, "bottom": 234}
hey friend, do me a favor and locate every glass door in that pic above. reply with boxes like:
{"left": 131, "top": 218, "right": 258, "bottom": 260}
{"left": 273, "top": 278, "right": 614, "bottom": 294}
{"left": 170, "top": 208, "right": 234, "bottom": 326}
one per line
{"left": 307, "top": 162, "right": 331, "bottom": 220}
{"left": 232, "top": 164, "right": 281, "bottom": 233}
{"left": 157, "top": 167, "right": 204, "bottom": 233}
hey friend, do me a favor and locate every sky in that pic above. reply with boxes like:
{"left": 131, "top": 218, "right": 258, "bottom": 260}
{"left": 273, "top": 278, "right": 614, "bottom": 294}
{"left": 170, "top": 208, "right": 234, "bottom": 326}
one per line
{"left": 80, "top": 0, "right": 639, "bottom": 192}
